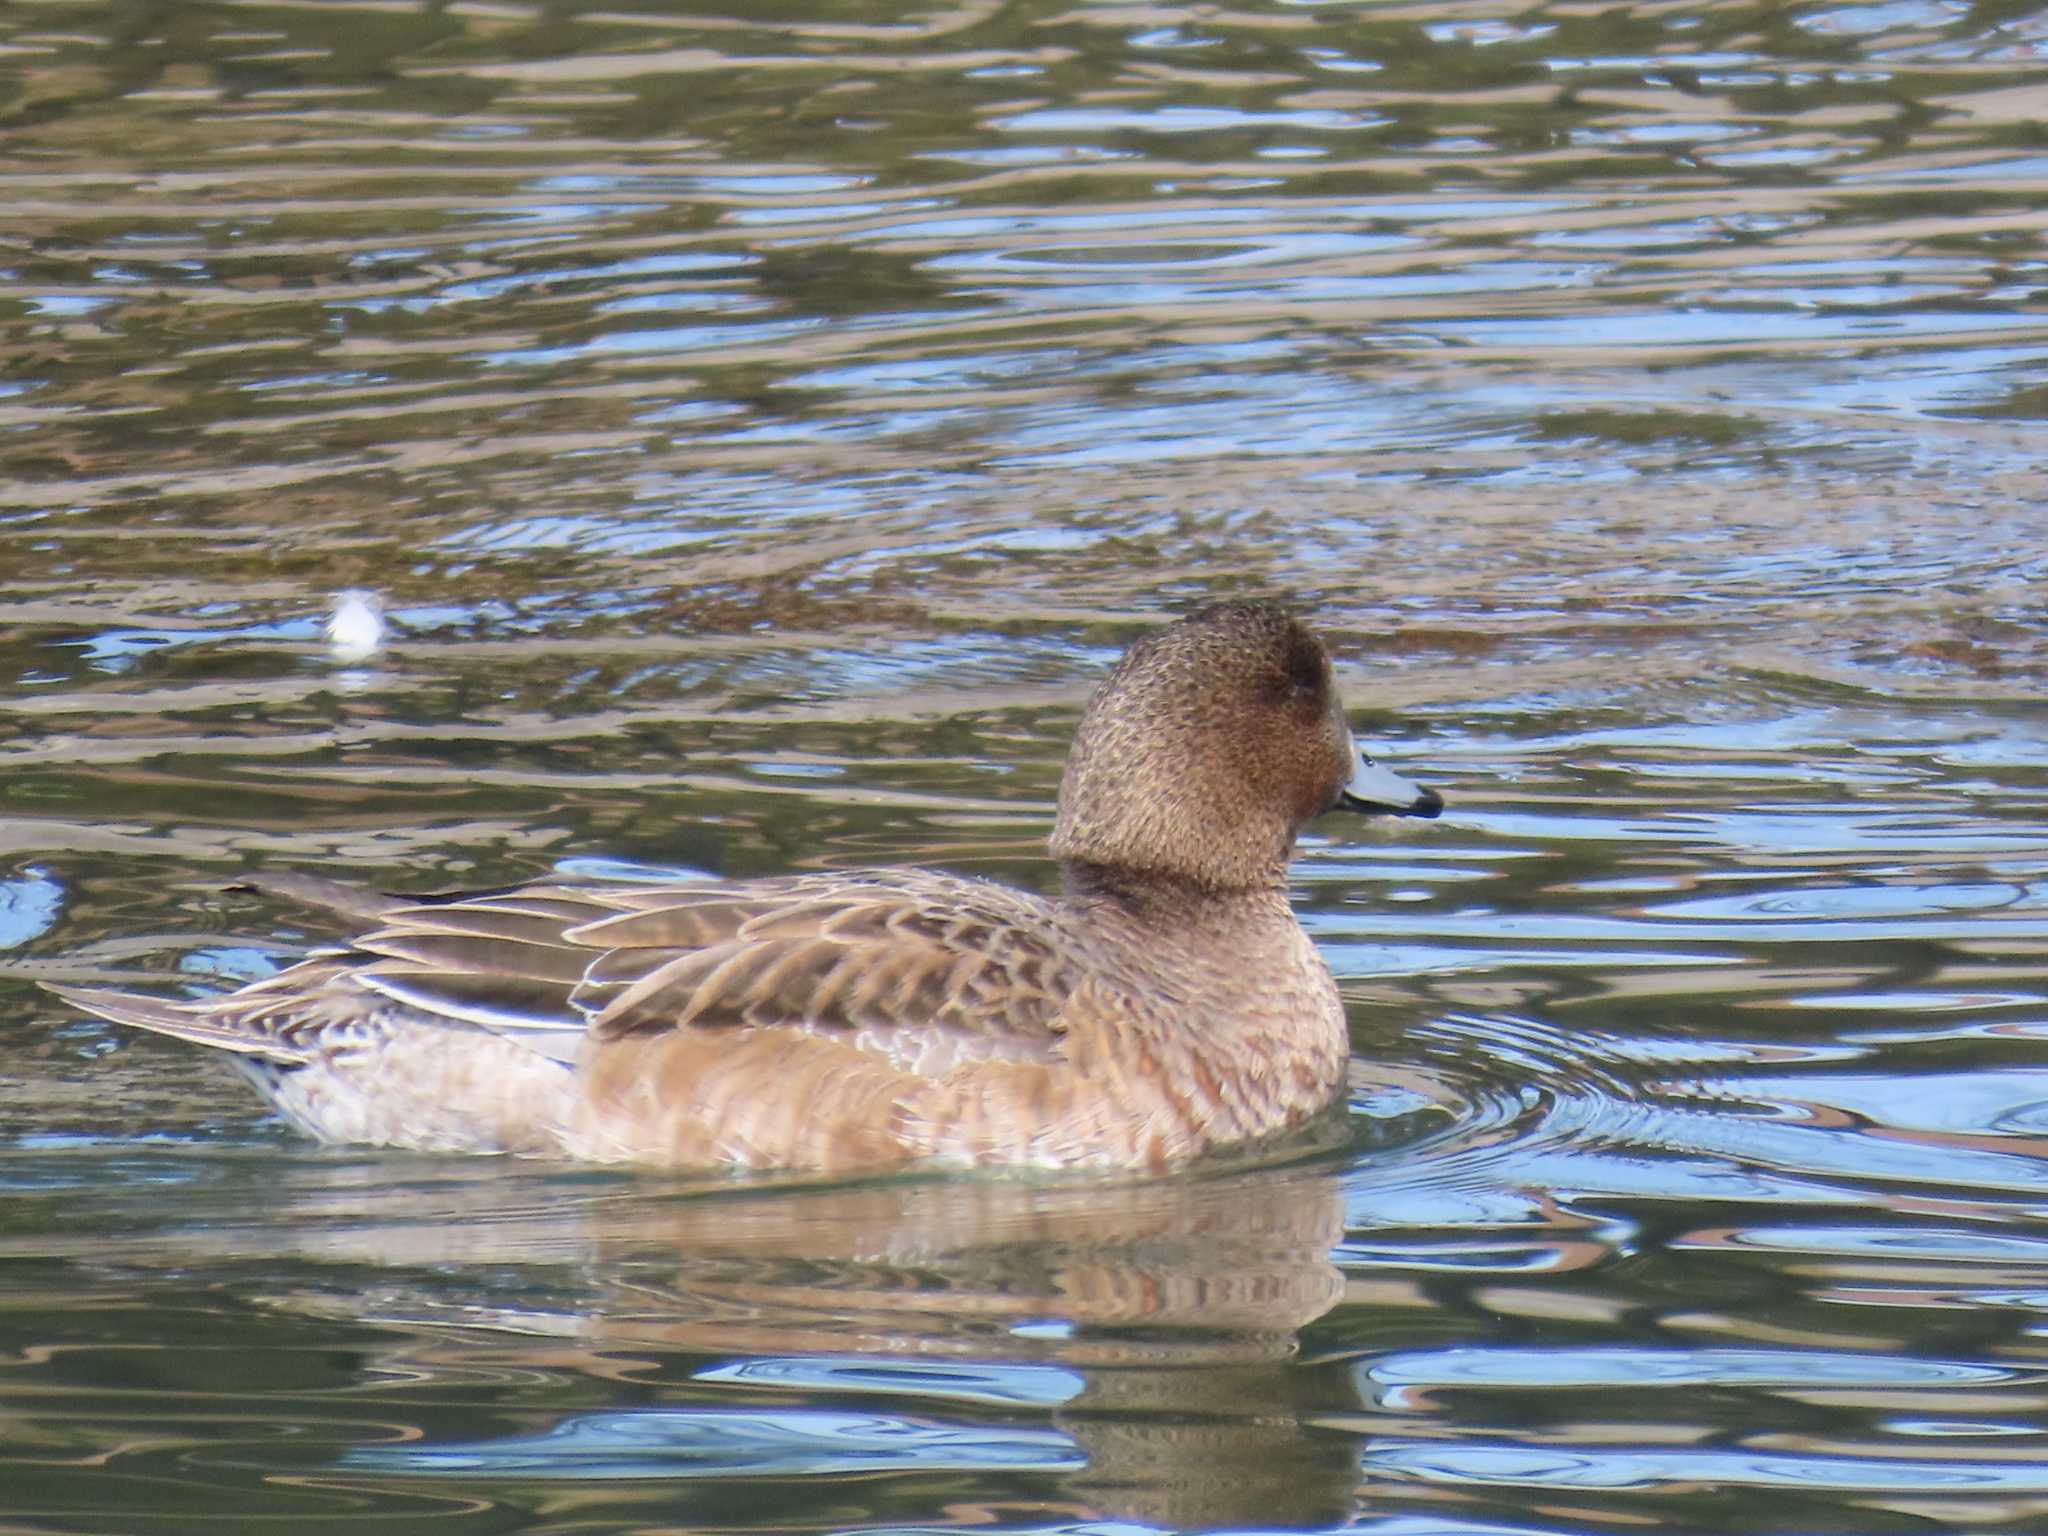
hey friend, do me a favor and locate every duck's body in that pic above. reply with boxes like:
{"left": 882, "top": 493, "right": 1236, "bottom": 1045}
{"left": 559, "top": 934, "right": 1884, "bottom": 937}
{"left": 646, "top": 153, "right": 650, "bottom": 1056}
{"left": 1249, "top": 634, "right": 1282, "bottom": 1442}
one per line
{"left": 57, "top": 867, "right": 1347, "bottom": 1169}
{"left": 47, "top": 602, "right": 1441, "bottom": 1172}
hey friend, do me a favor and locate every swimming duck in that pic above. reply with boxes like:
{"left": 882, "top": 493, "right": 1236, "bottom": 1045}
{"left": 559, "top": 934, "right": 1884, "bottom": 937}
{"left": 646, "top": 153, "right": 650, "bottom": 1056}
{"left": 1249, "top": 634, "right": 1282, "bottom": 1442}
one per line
{"left": 46, "top": 601, "right": 1441, "bottom": 1171}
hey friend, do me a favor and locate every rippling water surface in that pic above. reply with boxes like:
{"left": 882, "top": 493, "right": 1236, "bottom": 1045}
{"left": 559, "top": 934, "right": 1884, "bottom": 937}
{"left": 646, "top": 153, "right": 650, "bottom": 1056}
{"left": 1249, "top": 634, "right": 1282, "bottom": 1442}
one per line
{"left": 6, "top": 1, "right": 2048, "bottom": 1531}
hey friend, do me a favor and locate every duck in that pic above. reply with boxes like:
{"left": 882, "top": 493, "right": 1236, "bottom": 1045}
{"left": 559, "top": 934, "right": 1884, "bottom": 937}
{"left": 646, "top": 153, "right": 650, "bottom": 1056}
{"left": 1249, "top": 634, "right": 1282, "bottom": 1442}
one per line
{"left": 45, "top": 601, "right": 1442, "bottom": 1172}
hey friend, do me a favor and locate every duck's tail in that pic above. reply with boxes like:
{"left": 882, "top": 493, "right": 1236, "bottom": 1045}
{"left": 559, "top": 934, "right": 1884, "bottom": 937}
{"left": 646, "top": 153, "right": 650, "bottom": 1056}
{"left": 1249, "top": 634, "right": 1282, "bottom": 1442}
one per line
{"left": 41, "top": 983, "right": 311, "bottom": 1061}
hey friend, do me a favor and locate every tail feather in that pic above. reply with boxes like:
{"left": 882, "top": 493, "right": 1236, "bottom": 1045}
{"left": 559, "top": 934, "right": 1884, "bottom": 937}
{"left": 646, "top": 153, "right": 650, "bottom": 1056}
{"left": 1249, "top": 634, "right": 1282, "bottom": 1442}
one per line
{"left": 41, "top": 983, "right": 312, "bottom": 1062}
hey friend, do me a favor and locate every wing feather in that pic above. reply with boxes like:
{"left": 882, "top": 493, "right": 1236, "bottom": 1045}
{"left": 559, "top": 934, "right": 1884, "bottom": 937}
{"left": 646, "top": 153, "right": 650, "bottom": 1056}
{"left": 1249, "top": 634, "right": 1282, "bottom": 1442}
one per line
{"left": 357, "top": 931, "right": 593, "bottom": 987}
{"left": 309, "top": 870, "right": 1075, "bottom": 1075}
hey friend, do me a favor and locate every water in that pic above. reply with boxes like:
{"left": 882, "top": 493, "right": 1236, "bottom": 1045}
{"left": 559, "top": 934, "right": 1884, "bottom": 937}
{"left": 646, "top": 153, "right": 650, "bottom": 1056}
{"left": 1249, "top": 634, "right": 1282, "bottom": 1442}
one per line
{"left": 4, "top": 0, "right": 2048, "bottom": 1530}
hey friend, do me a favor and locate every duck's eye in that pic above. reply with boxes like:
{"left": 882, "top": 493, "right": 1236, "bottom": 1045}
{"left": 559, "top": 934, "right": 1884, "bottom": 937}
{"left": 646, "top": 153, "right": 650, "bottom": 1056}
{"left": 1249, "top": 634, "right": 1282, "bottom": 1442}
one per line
{"left": 1266, "top": 667, "right": 1320, "bottom": 711}
{"left": 1282, "top": 639, "right": 1326, "bottom": 703}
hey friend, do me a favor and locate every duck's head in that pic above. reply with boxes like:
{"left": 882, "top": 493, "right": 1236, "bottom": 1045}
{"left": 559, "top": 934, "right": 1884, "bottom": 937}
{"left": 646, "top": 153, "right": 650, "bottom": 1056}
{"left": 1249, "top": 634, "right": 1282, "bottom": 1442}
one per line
{"left": 1050, "top": 601, "right": 1441, "bottom": 892}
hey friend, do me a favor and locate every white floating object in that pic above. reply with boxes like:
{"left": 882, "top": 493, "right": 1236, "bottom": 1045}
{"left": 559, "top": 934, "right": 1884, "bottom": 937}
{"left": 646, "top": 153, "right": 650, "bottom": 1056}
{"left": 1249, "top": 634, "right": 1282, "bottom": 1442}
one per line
{"left": 325, "top": 589, "right": 388, "bottom": 664}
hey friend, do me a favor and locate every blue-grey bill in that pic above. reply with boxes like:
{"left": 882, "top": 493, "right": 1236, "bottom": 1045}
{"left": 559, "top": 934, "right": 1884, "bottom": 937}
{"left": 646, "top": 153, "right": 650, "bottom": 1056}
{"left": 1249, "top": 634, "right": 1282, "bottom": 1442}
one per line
{"left": 1339, "top": 755, "right": 1443, "bottom": 819}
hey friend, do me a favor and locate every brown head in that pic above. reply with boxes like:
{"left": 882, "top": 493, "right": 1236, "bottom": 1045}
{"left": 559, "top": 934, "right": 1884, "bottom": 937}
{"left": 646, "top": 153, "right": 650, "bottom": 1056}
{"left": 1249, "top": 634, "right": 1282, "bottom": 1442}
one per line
{"left": 1050, "top": 602, "right": 1441, "bottom": 892}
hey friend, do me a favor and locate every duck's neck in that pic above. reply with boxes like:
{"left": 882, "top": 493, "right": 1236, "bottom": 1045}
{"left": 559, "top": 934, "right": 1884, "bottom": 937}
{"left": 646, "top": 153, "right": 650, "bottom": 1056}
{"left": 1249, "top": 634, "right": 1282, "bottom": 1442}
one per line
{"left": 1059, "top": 859, "right": 1289, "bottom": 914}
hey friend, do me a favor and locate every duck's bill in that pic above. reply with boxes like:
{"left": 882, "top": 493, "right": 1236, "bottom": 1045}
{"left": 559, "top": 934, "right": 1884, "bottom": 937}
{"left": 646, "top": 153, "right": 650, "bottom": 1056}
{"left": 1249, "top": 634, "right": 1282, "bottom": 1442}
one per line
{"left": 1339, "top": 755, "right": 1444, "bottom": 819}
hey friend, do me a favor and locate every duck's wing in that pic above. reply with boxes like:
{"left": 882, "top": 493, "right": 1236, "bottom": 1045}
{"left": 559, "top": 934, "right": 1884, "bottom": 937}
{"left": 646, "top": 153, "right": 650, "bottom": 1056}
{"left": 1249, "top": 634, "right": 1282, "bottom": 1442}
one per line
{"left": 350, "top": 871, "right": 1077, "bottom": 1073}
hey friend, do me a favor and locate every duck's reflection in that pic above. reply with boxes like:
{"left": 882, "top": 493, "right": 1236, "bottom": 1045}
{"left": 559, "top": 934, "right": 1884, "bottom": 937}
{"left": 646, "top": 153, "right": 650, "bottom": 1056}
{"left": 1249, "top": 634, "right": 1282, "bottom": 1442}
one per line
{"left": 264, "top": 1154, "right": 1361, "bottom": 1530}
